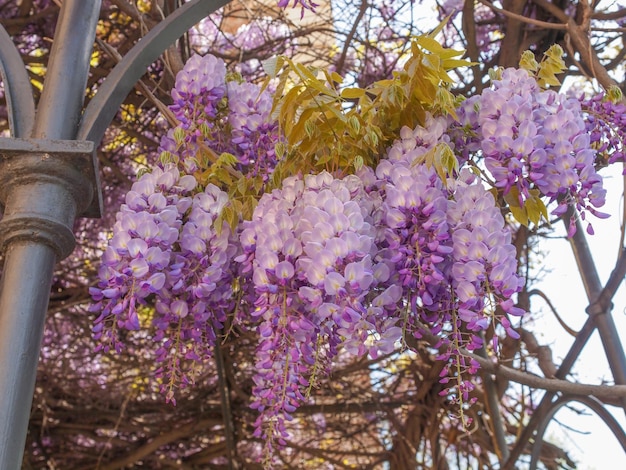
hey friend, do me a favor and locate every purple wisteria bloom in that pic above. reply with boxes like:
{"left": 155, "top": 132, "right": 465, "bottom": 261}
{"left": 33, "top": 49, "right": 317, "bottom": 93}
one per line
{"left": 362, "top": 118, "right": 525, "bottom": 411}
{"left": 458, "top": 67, "right": 608, "bottom": 235}
{"left": 226, "top": 80, "right": 281, "bottom": 178}
{"left": 580, "top": 91, "right": 626, "bottom": 167}
{"left": 90, "top": 165, "right": 236, "bottom": 404}
{"left": 236, "top": 170, "right": 389, "bottom": 460}
{"left": 159, "top": 54, "right": 281, "bottom": 182}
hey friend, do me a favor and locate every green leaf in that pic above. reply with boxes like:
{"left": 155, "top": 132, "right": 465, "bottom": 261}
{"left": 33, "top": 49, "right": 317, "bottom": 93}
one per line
{"left": 608, "top": 85, "right": 623, "bottom": 103}
{"left": 173, "top": 127, "right": 186, "bottom": 145}
{"left": 348, "top": 115, "right": 361, "bottom": 136}
{"left": 353, "top": 155, "right": 364, "bottom": 171}
{"left": 488, "top": 67, "right": 503, "bottom": 82}
{"left": 274, "top": 141, "right": 285, "bottom": 160}
{"left": 304, "top": 119, "right": 316, "bottom": 139}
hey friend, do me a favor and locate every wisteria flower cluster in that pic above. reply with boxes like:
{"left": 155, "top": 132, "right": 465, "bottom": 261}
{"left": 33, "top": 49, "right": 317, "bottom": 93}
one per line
{"left": 227, "top": 80, "right": 281, "bottom": 179}
{"left": 160, "top": 54, "right": 280, "bottom": 179}
{"left": 91, "top": 53, "right": 281, "bottom": 410}
{"left": 160, "top": 54, "right": 227, "bottom": 174}
{"left": 363, "top": 118, "right": 524, "bottom": 413}
{"left": 236, "top": 171, "right": 396, "bottom": 457}
{"left": 89, "top": 167, "right": 237, "bottom": 403}
{"left": 458, "top": 68, "right": 608, "bottom": 235}
{"left": 90, "top": 47, "right": 620, "bottom": 466}
{"left": 580, "top": 91, "right": 626, "bottom": 167}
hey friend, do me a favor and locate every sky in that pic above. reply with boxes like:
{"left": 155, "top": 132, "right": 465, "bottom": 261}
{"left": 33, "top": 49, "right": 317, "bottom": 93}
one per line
{"left": 531, "top": 165, "right": 626, "bottom": 469}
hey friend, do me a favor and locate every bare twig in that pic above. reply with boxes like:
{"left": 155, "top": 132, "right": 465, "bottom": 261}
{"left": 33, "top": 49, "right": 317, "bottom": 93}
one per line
{"left": 478, "top": 0, "right": 567, "bottom": 30}
{"left": 528, "top": 289, "right": 578, "bottom": 337}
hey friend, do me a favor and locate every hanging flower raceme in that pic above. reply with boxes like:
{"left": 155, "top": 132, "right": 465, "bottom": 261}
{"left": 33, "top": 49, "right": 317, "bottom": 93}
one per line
{"left": 90, "top": 55, "right": 246, "bottom": 403}
{"left": 447, "top": 173, "right": 524, "bottom": 333}
{"left": 89, "top": 165, "right": 236, "bottom": 403}
{"left": 362, "top": 117, "right": 524, "bottom": 412}
{"left": 462, "top": 67, "right": 608, "bottom": 235}
{"left": 367, "top": 126, "right": 454, "bottom": 339}
{"left": 160, "top": 54, "right": 281, "bottom": 179}
{"left": 151, "top": 183, "right": 237, "bottom": 403}
{"left": 159, "top": 54, "right": 227, "bottom": 173}
{"left": 90, "top": 165, "right": 196, "bottom": 354}
{"left": 236, "top": 171, "right": 393, "bottom": 460}
{"left": 226, "top": 80, "right": 281, "bottom": 179}
{"left": 580, "top": 90, "right": 626, "bottom": 168}
{"left": 88, "top": 42, "right": 626, "bottom": 465}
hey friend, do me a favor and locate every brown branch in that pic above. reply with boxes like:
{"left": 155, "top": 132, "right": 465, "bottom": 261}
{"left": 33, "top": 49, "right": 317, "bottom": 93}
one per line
{"left": 477, "top": 343, "right": 510, "bottom": 463}
{"left": 592, "top": 8, "right": 626, "bottom": 21}
{"left": 295, "top": 401, "right": 405, "bottom": 414}
{"left": 519, "top": 328, "right": 558, "bottom": 378}
{"left": 94, "top": 419, "right": 220, "bottom": 470}
{"left": 410, "top": 320, "right": 626, "bottom": 400}
{"left": 495, "top": 0, "right": 529, "bottom": 68}
{"left": 469, "top": 351, "right": 626, "bottom": 400}
{"left": 335, "top": 0, "right": 367, "bottom": 76}
{"left": 528, "top": 289, "right": 578, "bottom": 337}
{"left": 532, "top": 0, "right": 619, "bottom": 90}
{"left": 565, "top": 16, "right": 619, "bottom": 89}
{"left": 478, "top": 0, "right": 567, "bottom": 30}
{"left": 462, "top": 0, "right": 484, "bottom": 90}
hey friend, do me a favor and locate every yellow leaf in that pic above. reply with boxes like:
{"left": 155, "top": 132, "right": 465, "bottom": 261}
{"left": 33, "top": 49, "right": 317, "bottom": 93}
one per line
{"left": 341, "top": 87, "right": 366, "bottom": 99}
{"left": 417, "top": 36, "right": 465, "bottom": 60}
{"left": 503, "top": 187, "right": 529, "bottom": 226}
{"left": 519, "top": 50, "right": 539, "bottom": 72}
{"left": 262, "top": 56, "right": 283, "bottom": 78}
{"left": 442, "top": 58, "right": 474, "bottom": 69}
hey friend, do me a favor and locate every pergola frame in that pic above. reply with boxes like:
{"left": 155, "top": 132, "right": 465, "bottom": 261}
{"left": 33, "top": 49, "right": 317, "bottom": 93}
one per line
{"left": 0, "top": 2, "right": 624, "bottom": 468}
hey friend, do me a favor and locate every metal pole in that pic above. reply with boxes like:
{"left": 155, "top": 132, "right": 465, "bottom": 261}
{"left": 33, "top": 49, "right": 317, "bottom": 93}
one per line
{"left": 78, "top": 0, "right": 231, "bottom": 145}
{"left": 0, "top": 243, "right": 56, "bottom": 468}
{"left": 0, "top": 2, "right": 236, "bottom": 467}
{"left": 33, "top": 0, "right": 101, "bottom": 140}
{"left": 0, "top": 1, "right": 101, "bottom": 468}
{"left": 0, "top": 24, "right": 35, "bottom": 138}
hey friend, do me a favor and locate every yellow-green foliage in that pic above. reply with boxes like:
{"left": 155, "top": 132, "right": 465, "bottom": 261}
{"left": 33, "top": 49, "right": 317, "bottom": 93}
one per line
{"left": 519, "top": 44, "right": 567, "bottom": 89}
{"left": 264, "top": 33, "right": 468, "bottom": 180}
{"left": 217, "top": 30, "right": 472, "bottom": 227}
{"left": 504, "top": 186, "right": 549, "bottom": 228}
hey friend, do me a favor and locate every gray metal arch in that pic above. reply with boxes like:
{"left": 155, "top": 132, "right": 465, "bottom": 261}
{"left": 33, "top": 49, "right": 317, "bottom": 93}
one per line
{"left": 0, "top": 24, "right": 35, "bottom": 138}
{"left": 0, "top": 1, "right": 232, "bottom": 468}
{"left": 78, "top": 0, "right": 230, "bottom": 147}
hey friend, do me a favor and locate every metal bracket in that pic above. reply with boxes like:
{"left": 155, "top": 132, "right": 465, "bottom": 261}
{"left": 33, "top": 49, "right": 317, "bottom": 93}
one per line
{"left": 0, "top": 138, "right": 102, "bottom": 259}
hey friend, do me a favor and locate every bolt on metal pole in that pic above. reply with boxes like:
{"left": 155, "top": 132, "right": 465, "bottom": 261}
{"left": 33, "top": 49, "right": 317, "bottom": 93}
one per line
{"left": 0, "top": 1, "right": 101, "bottom": 468}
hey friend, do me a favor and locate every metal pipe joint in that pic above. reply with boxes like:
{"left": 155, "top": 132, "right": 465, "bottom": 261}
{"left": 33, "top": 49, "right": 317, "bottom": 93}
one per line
{"left": 0, "top": 138, "right": 102, "bottom": 260}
